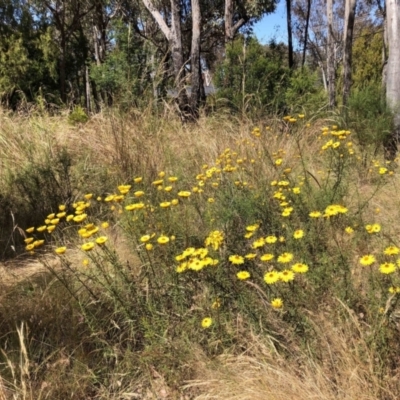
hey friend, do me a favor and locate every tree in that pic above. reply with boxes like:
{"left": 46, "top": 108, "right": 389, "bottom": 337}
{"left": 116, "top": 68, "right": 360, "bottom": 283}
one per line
{"left": 326, "top": 0, "right": 336, "bottom": 107}
{"left": 384, "top": 0, "right": 400, "bottom": 158}
{"left": 342, "top": 0, "right": 357, "bottom": 106}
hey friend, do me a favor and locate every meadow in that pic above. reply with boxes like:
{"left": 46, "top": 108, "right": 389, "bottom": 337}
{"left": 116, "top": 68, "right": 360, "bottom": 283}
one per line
{"left": 1, "top": 106, "right": 400, "bottom": 399}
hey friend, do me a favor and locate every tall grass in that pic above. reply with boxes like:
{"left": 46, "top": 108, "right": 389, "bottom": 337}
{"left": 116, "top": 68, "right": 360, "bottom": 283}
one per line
{"left": 1, "top": 107, "right": 400, "bottom": 398}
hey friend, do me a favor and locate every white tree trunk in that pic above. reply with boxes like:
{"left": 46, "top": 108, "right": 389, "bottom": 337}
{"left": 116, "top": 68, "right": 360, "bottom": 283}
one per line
{"left": 385, "top": 0, "right": 400, "bottom": 158}
{"left": 386, "top": 0, "right": 400, "bottom": 125}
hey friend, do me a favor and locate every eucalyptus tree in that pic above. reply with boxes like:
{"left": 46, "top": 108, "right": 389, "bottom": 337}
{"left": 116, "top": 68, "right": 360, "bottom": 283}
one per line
{"left": 384, "top": 0, "right": 400, "bottom": 158}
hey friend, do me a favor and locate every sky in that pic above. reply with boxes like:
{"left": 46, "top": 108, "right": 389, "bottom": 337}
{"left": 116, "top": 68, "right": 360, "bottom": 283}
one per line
{"left": 252, "top": 2, "right": 288, "bottom": 44}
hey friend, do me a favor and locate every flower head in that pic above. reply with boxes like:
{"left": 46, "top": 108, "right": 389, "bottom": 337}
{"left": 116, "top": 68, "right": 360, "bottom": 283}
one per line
{"left": 55, "top": 246, "right": 67, "bottom": 255}
{"left": 279, "top": 270, "right": 295, "bottom": 282}
{"left": 260, "top": 253, "right": 274, "bottom": 262}
{"left": 95, "top": 236, "right": 108, "bottom": 246}
{"left": 277, "top": 252, "right": 294, "bottom": 263}
{"left": 384, "top": 246, "right": 400, "bottom": 256}
{"left": 379, "top": 262, "right": 396, "bottom": 274}
{"left": 291, "top": 263, "right": 309, "bottom": 273}
{"left": 237, "top": 271, "right": 251, "bottom": 280}
{"left": 229, "top": 255, "right": 245, "bottom": 265}
{"left": 293, "top": 229, "right": 304, "bottom": 239}
{"left": 271, "top": 298, "right": 283, "bottom": 309}
{"left": 157, "top": 235, "right": 170, "bottom": 244}
{"left": 359, "top": 255, "right": 376, "bottom": 266}
{"left": 264, "top": 271, "right": 280, "bottom": 284}
{"left": 201, "top": 317, "right": 212, "bottom": 329}
{"left": 81, "top": 242, "right": 95, "bottom": 252}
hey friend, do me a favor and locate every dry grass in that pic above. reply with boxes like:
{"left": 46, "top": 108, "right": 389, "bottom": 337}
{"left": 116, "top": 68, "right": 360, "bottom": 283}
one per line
{"left": 188, "top": 305, "right": 398, "bottom": 400}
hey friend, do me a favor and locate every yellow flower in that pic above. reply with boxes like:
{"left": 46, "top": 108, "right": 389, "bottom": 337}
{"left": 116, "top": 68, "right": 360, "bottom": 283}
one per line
{"left": 168, "top": 176, "right": 178, "bottom": 182}
{"left": 271, "top": 298, "right": 283, "bottom": 309}
{"left": 145, "top": 243, "right": 153, "bottom": 251}
{"left": 265, "top": 235, "right": 277, "bottom": 244}
{"left": 26, "top": 227, "right": 35, "bottom": 233}
{"left": 279, "top": 270, "right": 295, "bottom": 282}
{"left": 359, "top": 255, "right": 376, "bottom": 266}
{"left": 101, "top": 222, "right": 109, "bottom": 229}
{"left": 252, "top": 238, "right": 265, "bottom": 249}
{"left": 379, "top": 262, "right": 396, "bottom": 274}
{"left": 189, "top": 258, "right": 205, "bottom": 271}
{"left": 277, "top": 252, "right": 294, "bottom": 263}
{"left": 25, "top": 244, "right": 35, "bottom": 251}
{"left": 384, "top": 246, "right": 400, "bottom": 256}
{"left": 152, "top": 179, "right": 164, "bottom": 185}
{"left": 389, "top": 286, "right": 400, "bottom": 294}
{"left": 204, "top": 230, "right": 224, "bottom": 250}
{"left": 237, "top": 271, "right": 251, "bottom": 280}
{"left": 84, "top": 193, "right": 93, "bottom": 200}
{"left": 171, "top": 199, "right": 179, "bottom": 206}
{"left": 95, "top": 236, "right": 108, "bottom": 245}
{"left": 178, "top": 191, "right": 191, "bottom": 198}
{"left": 24, "top": 238, "right": 34, "bottom": 244}
{"left": 59, "top": 205, "right": 66, "bottom": 211}
{"left": 55, "top": 246, "right": 67, "bottom": 255}
{"left": 292, "top": 187, "right": 301, "bottom": 194}
{"left": 245, "top": 253, "right": 257, "bottom": 259}
{"left": 309, "top": 211, "right": 322, "bottom": 218}
{"left": 47, "top": 213, "right": 55, "bottom": 219}
{"left": 66, "top": 215, "right": 74, "bottom": 222}
{"left": 33, "top": 240, "right": 44, "bottom": 248}
{"left": 264, "top": 271, "right": 279, "bottom": 284}
{"left": 133, "top": 177, "right": 143, "bottom": 183}
{"left": 201, "top": 317, "right": 212, "bottom": 329}
{"left": 345, "top": 226, "right": 354, "bottom": 234}
{"left": 229, "top": 255, "right": 245, "bottom": 265}
{"left": 246, "top": 224, "right": 259, "bottom": 232}
{"left": 291, "top": 263, "right": 309, "bottom": 273}
{"left": 56, "top": 212, "right": 66, "bottom": 218}
{"left": 82, "top": 259, "right": 90, "bottom": 266}
{"left": 160, "top": 201, "right": 171, "bottom": 208}
{"left": 47, "top": 225, "right": 56, "bottom": 233}
{"left": 157, "top": 235, "right": 170, "bottom": 244}
{"left": 324, "top": 204, "right": 348, "bottom": 217}
{"left": 73, "top": 214, "right": 87, "bottom": 223}
{"left": 366, "top": 223, "right": 381, "bottom": 234}
{"left": 50, "top": 218, "right": 60, "bottom": 225}
{"left": 293, "top": 229, "right": 304, "bottom": 239}
{"left": 164, "top": 186, "right": 173, "bottom": 192}
{"left": 379, "top": 167, "right": 388, "bottom": 175}
{"left": 81, "top": 242, "right": 95, "bottom": 251}
{"left": 260, "top": 253, "right": 274, "bottom": 262}
{"left": 134, "top": 191, "right": 145, "bottom": 197}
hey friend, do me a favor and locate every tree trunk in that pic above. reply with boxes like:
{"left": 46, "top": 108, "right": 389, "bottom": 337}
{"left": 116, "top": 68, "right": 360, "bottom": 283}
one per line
{"left": 384, "top": 0, "right": 400, "bottom": 159}
{"left": 189, "top": 0, "right": 201, "bottom": 118}
{"left": 327, "top": 0, "right": 336, "bottom": 108}
{"left": 142, "top": 0, "right": 190, "bottom": 118}
{"left": 286, "top": 0, "right": 294, "bottom": 68}
{"left": 170, "top": 0, "right": 189, "bottom": 117}
{"left": 342, "top": 0, "right": 357, "bottom": 106}
{"left": 302, "top": 0, "right": 312, "bottom": 67}
{"left": 224, "top": 0, "right": 247, "bottom": 43}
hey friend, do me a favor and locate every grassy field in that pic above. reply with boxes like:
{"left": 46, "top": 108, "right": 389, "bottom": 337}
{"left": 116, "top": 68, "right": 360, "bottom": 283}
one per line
{"left": 1, "top": 106, "right": 400, "bottom": 399}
